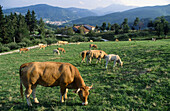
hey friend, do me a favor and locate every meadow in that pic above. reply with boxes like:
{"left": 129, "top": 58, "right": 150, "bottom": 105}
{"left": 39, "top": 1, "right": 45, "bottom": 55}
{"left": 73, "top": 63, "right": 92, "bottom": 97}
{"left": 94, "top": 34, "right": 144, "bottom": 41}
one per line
{"left": 0, "top": 40, "right": 169, "bottom": 111}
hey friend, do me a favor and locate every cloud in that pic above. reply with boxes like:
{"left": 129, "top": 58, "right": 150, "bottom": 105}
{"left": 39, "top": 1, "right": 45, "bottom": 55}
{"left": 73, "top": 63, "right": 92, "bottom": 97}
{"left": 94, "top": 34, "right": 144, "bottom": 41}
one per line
{"left": 79, "top": 1, "right": 84, "bottom": 5}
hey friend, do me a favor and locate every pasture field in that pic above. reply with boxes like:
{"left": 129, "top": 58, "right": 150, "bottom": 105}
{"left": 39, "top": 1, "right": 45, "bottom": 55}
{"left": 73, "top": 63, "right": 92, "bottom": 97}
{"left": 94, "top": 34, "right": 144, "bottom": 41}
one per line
{"left": 0, "top": 40, "right": 169, "bottom": 111}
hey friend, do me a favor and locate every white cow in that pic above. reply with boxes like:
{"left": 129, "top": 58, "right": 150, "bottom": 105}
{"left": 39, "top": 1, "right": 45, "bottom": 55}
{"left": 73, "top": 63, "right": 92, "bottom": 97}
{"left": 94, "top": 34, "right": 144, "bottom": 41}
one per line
{"left": 105, "top": 54, "right": 123, "bottom": 69}
{"left": 53, "top": 49, "right": 60, "bottom": 55}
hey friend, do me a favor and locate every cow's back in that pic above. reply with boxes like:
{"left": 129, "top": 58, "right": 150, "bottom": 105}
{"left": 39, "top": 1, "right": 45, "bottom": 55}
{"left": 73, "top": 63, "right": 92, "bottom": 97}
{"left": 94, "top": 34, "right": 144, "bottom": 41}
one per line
{"left": 20, "top": 62, "right": 76, "bottom": 87}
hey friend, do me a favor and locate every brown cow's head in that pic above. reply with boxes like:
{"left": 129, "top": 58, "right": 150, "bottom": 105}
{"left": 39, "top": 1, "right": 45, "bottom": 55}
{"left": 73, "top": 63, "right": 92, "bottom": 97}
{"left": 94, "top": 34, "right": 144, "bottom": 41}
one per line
{"left": 75, "top": 85, "right": 93, "bottom": 105}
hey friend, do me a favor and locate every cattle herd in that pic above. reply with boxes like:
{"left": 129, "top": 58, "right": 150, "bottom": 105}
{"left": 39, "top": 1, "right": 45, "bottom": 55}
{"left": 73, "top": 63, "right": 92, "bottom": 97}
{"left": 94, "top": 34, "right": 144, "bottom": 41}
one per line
{"left": 19, "top": 42, "right": 123, "bottom": 106}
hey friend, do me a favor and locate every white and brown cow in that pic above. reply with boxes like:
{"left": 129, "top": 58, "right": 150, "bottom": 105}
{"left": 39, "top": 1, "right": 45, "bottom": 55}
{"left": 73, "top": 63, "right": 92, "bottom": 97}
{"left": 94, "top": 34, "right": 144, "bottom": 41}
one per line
{"left": 57, "top": 48, "right": 66, "bottom": 53}
{"left": 86, "top": 50, "right": 107, "bottom": 64}
{"left": 19, "top": 62, "right": 93, "bottom": 106}
{"left": 105, "top": 54, "right": 123, "bottom": 69}
{"left": 53, "top": 49, "right": 60, "bottom": 55}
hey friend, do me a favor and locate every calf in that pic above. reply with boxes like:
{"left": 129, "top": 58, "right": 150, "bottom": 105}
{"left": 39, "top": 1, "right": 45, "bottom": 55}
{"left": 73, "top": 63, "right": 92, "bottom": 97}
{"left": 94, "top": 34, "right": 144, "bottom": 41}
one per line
{"left": 89, "top": 44, "right": 98, "bottom": 50}
{"left": 20, "top": 62, "right": 93, "bottom": 106}
{"left": 86, "top": 50, "right": 107, "bottom": 64}
{"left": 53, "top": 49, "right": 60, "bottom": 55}
{"left": 19, "top": 48, "right": 29, "bottom": 54}
{"left": 105, "top": 54, "right": 123, "bottom": 69}
{"left": 57, "top": 48, "right": 66, "bottom": 53}
{"left": 39, "top": 45, "right": 47, "bottom": 49}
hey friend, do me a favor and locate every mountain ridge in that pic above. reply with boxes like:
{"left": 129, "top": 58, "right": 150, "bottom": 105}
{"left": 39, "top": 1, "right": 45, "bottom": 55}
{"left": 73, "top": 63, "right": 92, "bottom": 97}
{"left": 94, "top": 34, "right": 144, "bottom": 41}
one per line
{"left": 3, "top": 4, "right": 97, "bottom": 21}
{"left": 71, "top": 4, "right": 170, "bottom": 25}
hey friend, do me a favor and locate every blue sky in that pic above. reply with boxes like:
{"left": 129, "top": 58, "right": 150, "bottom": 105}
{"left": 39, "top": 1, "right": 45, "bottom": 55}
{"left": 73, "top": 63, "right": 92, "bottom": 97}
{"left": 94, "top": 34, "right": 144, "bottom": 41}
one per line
{"left": 0, "top": 0, "right": 170, "bottom": 9}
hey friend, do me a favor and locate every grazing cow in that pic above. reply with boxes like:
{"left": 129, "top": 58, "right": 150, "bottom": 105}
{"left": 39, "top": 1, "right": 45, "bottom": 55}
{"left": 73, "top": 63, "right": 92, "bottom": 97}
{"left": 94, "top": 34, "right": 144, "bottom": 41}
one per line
{"left": 105, "top": 54, "right": 123, "bottom": 69}
{"left": 53, "top": 49, "right": 60, "bottom": 55}
{"left": 152, "top": 38, "right": 156, "bottom": 41}
{"left": 89, "top": 44, "right": 98, "bottom": 50}
{"left": 80, "top": 50, "right": 89, "bottom": 63}
{"left": 90, "top": 40, "right": 93, "bottom": 42}
{"left": 129, "top": 38, "right": 131, "bottom": 41}
{"left": 86, "top": 50, "right": 107, "bottom": 64}
{"left": 58, "top": 41, "right": 68, "bottom": 45}
{"left": 39, "top": 45, "right": 47, "bottom": 49}
{"left": 57, "top": 48, "right": 66, "bottom": 53}
{"left": 115, "top": 39, "right": 119, "bottom": 42}
{"left": 19, "top": 48, "right": 29, "bottom": 54}
{"left": 19, "top": 62, "right": 93, "bottom": 106}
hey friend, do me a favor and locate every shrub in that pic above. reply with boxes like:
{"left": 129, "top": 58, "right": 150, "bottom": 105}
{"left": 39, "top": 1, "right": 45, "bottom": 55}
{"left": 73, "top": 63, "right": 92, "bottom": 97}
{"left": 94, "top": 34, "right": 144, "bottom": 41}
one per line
{"left": 18, "top": 42, "right": 27, "bottom": 47}
{"left": 45, "top": 38, "right": 58, "bottom": 45}
{"left": 21, "top": 38, "right": 32, "bottom": 46}
{"left": 0, "top": 43, "right": 10, "bottom": 52}
{"left": 4, "top": 42, "right": 20, "bottom": 50}
{"left": 32, "top": 39, "right": 42, "bottom": 45}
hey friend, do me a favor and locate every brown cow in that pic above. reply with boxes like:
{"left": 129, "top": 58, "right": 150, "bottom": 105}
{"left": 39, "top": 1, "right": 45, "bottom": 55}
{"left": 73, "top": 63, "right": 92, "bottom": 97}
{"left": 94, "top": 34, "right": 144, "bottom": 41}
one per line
{"left": 19, "top": 62, "right": 93, "bottom": 106}
{"left": 80, "top": 50, "right": 89, "bottom": 63}
{"left": 39, "top": 45, "right": 47, "bottom": 49}
{"left": 86, "top": 50, "right": 107, "bottom": 64}
{"left": 115, "top": 39, "right": 119, "bottom": 42}
{"left": 19, "top": 48, "right": 29, "bottom": 54}
{"left": 57, "top": 48, "right": 66, "bottom": 53}
{"left": 89, "top": 44, "right": 98, "bottom": 50}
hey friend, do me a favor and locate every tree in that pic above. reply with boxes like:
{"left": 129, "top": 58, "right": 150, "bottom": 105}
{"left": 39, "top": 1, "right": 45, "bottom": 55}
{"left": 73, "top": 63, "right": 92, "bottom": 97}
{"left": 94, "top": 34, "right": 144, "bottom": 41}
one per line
{"left": 114, "top": 23, "right": 120, "bottom": 34}
{"left": 67, "top": 27, "right": 74, "bottom": 35}
{"left": 25, "top": 10, "right": 32, "bottom": 33}
{"left": 154, "top": 19, "right": 163, "bottom": 37}
{"left": 147, "top": 20, "right": 154, "bottom": 30}
{"left": 16, "top": 14, "right": 29, "bottom": 42}
{"left": 121, "top": 18, "right": 130, "bottom": 33}
{"left": 38, "top": 18, "right": 45, "bottom": 39}
{"left": 154, "top": 16, "right": 169, "bottom": 37}
{"left": 78, "top": 26, "right": 85, "bottom": 35}
{"left": 107, "top": 23, "right": 111, "bottom": 30}
{"left": 30, "top": 10, "right": 37, "bottom": 34}
{"left": 101, "top": 22, "right": 106, "bottom": 31}
{"left": 0, "top": 5, "right": 6, "bottom": 43}
{"left": 133, "top": 17, "right": 140, "bottom": 30}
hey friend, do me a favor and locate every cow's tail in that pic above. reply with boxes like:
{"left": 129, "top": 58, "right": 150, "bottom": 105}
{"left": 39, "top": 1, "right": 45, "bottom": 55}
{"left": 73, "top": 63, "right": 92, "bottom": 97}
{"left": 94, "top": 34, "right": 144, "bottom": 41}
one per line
{"left": 19, "top": 63, "right": 30, "bottom": 100}
{"left": 20, "top": 80, "right": 24, "bottom": 100}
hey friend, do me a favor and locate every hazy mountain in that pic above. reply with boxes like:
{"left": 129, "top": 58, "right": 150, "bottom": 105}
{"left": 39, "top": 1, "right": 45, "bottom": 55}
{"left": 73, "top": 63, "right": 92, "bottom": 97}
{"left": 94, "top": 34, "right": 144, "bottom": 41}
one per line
{"left": 3, "top": 4, "right": 97, "bottom": 21}
{"left": 71, "top": 4, "right": 170, "bottom": 26}
{"left": 91, "top": 4, "right": 137, "bottom": 16}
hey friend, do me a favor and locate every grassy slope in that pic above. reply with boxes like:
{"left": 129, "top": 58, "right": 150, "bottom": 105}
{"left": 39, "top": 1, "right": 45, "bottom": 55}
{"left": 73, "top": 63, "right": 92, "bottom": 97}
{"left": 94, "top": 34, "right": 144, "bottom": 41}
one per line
{"left": 0, "top": 40, "right": 169, "bottom": 110}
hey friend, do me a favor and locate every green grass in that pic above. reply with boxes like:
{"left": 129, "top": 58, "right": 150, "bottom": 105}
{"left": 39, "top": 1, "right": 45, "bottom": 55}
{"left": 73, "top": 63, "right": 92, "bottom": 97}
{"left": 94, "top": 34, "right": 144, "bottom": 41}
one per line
{"left": 0, "top": 40, "right": 170, "bottom": 111}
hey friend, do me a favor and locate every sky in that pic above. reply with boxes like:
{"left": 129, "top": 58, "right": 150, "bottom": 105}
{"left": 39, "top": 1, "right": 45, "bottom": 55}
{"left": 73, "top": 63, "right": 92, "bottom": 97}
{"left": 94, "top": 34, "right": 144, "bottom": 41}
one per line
{"left": 0, "top": 0, "right": 170, "bottom": 9}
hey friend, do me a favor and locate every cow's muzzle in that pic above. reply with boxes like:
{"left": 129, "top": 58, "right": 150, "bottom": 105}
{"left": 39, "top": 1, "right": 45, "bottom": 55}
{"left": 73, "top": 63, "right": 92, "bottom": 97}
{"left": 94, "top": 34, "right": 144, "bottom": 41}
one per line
{"left": 82, "top": 102, "right": 88, "bottom": 106}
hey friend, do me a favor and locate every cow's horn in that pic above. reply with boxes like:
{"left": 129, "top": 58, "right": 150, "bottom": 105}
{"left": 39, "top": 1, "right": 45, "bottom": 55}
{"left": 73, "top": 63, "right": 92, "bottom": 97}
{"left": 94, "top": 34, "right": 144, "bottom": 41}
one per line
{"left": 76, "top": 88, "right": 81, "bottom": 93}
{"left": 89, "top": 84, "right": 93, "bottom": 89}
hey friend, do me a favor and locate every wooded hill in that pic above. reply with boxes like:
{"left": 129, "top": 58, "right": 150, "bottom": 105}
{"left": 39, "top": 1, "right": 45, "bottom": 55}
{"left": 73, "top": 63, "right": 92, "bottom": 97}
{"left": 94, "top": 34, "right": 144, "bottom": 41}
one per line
{"left": 3, "top": 4, "right": 97, "bottom": 21}
{"left": 70, "top": 4, "right": 170, "bottom": 26}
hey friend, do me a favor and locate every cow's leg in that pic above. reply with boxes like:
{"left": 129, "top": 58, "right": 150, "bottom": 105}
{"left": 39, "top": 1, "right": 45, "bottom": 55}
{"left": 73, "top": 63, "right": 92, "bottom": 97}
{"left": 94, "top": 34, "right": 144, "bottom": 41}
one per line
{"left": 105, "top": 60, "right": 109, "bottom": 69}
{"left": 32, "top": 85, "right": 39, "bottom": 104}
{"left": 64, "top": 88, "right": 68, "bottom": 100}
{"left": 60, "top": 87, "right": 67, "bottom": 103}
{"left": 25, "top": 85, "right": 33, "bottom": 106}
{"left": 113, "top": 60, "right": 117, "bottom": 67}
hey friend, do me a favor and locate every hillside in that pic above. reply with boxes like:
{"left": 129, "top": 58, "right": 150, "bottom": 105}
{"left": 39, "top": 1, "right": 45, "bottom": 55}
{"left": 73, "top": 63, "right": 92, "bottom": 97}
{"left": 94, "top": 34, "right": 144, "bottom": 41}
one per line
{"left": 70, "top": 4, "right": 170, "bottom": 25}
{"left": 0, "top": 40, "right": 169, "bottom": 110}
{"left": 91, "top": 4, "right": 137, "bottom": 16}
{"left": 3, "top": 4, "right": 97, "bottom": 21}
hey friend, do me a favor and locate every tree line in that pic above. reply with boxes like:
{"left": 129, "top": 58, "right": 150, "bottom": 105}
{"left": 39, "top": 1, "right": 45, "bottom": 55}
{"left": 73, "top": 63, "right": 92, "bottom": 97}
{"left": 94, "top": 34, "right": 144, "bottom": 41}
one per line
{"left": 0, "top": 5, "right": 46, "bottom": 44}
{"left": 96, "top": 17, "right": 170, "bottom": 37}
